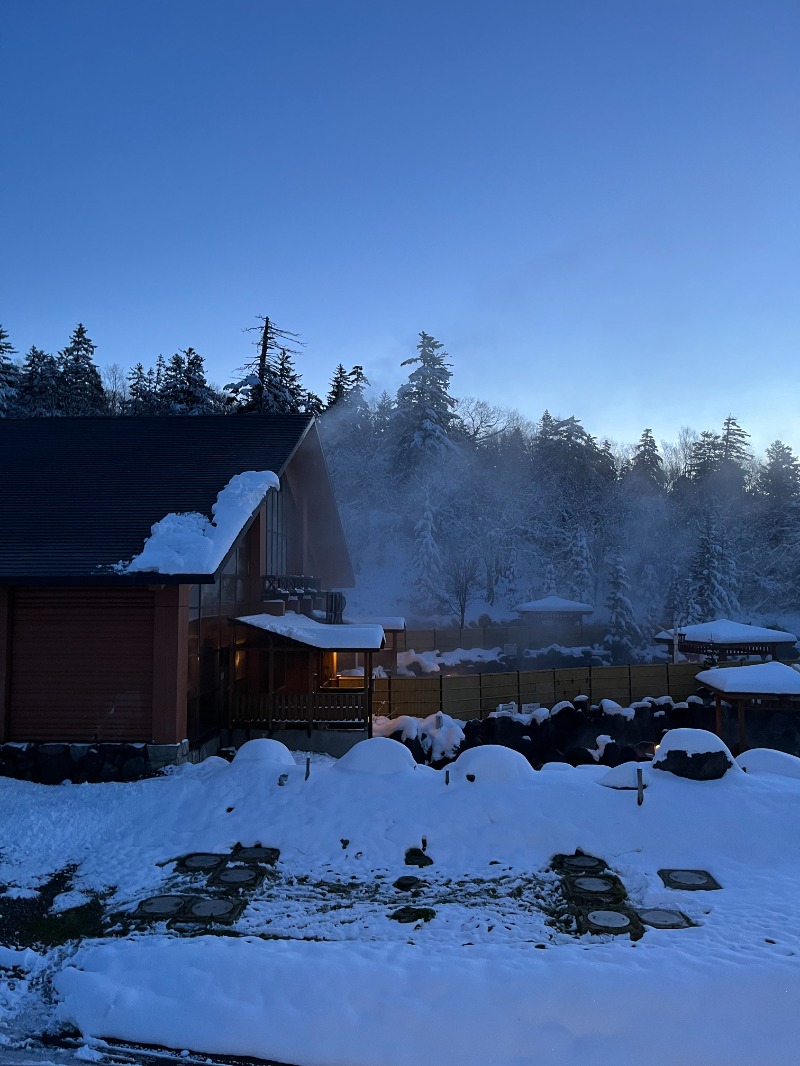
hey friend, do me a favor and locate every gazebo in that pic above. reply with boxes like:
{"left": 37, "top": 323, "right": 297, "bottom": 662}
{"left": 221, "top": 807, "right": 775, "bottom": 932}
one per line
{"left": 655, "top": 619, "right": 798, "bottom": 662}
{"left": 512, "top": 595, "right": 593, "bottom": 643}
{"left": 230, "top": 613, "right": 386, "bottom": 736}
{"left": 695, "top": 661, "right": 800, "bottom": 750}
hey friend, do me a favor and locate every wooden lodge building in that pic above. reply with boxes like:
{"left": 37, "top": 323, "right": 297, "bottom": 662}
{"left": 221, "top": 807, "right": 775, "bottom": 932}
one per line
{"left": 0, "top": 415, "right": 386, "bottom": 776}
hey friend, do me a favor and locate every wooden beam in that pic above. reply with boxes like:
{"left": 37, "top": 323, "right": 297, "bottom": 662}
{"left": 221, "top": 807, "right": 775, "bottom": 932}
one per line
{"left": 0, "top": 588, "right": 12, "bottom": 743}
{"left": 151, "top": 585, "right": 189, "bottom": 745}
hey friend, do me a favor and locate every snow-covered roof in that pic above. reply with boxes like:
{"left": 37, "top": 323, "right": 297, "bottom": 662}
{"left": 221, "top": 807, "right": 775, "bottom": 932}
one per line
{"left": 513, "top": 595, "right": 593, "bottom": 614}
{"left": 655, "top": 619, "right": 797, "bottom": 646}
{"left": 236, "top": 612, "right": 385, "bottom": 650}
{"left": 696, "top": 661, "right": 800, "bottom": 696}
{"left": 119, "top": 471, "right": 279, "bottom": 576}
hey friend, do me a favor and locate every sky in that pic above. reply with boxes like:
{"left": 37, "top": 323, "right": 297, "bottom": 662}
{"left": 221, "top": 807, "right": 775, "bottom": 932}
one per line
{"left": 2, "top": 0, "right": 799, "bottom": 455}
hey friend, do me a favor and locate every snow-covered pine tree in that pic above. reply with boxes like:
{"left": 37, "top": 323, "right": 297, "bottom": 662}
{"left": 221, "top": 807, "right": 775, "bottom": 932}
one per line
{"left": 687, "top": 431, "right": 723, "bottom": 482}
{"left": 639, "top": 563, "right": 662, "bottom": 648}
{"left": 395, "top": 332, "right": 457, "bottom": 463}
{"left": 275, "top": 349, "right": 305, "bottom": 413}
{"left": 0, "top": 325, "right": 20, "bottom": 416}
{"left": 226, "top": 315, "right": 303, "bottom": 414}
{"left": 566, "top": 526, "right": 593, "bottom": 603}
{"left": 542, "top": 562, "right": 558, "bottom": 596}
{"left": 603, "top": 553, "right": 643, "bottom": 664}
{"left": 127, "top": 363, "right": 159, "bottom": 415}
{"left": 630, "top": 428, "right": 665, "bottom": 489}
{"left": 160, "top": 352, "right": 188, "bottom": 412}
{"left": 411, "top": 495, "right": 443, "bottom": 615}
{"left": 16, "top": 346, "right": 61, "bottom": 416}
{"left": 182, "top": 348, "right": 220, "bottom": 413}
{"left": 58, "top": 323, "right": 106, "bottom": 416}
{"left": 685, "top": 514, "right": 730, "bottom": 624}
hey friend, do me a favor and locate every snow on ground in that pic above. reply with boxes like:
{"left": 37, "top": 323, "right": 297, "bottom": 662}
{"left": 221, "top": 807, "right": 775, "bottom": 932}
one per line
{"left": 2, "top": 734, "right": 800, "bottom": 1064}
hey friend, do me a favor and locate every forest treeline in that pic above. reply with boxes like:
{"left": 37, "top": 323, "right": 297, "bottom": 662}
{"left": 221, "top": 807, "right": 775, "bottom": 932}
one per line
{"left": 2, "top": 320, "right": 798, "bottom": 656}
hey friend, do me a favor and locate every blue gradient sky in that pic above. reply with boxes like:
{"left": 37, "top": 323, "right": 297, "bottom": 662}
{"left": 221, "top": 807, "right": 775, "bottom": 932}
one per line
{"left": 2, "top": 1, "right": 798, "bottom": 454}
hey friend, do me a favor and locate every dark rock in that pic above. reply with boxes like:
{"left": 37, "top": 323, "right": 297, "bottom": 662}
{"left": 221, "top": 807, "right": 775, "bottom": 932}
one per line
{"left": 389, "top": 906, "right": 436, "bottom": 924}
{"left": 394, "top": 875, "right": 423, "bottom": 891}
{"left": 653, "top": 748, "right": 733, "bottom": 780}
{"left": 390, "top": 729, "right": 426, "bottom": 764}
{"left": 405, "top": 847, "right": 433, "bottom": 868}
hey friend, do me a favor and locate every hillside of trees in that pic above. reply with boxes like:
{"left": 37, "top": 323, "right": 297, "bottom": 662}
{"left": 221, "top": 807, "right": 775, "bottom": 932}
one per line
{"left": 2, "top": 320, "right": 799, "bottom": 654}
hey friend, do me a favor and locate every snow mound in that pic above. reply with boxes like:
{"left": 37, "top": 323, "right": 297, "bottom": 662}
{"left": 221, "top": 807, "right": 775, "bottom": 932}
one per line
{"left": 599, "top": 698, "right": 635, "bottom": 720}
{"left": 233, "top": 739, "right": 295, "bottom": 767}
{"left": 736, "top": 748, "right": 800, "bottom": 780}
{"left": 653, "top": 728, "right": 736, "bottom": 762}
{"left": 451, "top": 745, "right": 535, "bottom": 783}
{"left": 598, "top": 761, "right": 646, "bottom": 789}
{"left": 334, "top": 737, "right": 418, "bottom": 775}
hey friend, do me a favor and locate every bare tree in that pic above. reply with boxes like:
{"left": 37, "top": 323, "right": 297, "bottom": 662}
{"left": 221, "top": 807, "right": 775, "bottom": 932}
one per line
{"left": 102, "top": 362, "right": 129, "bottom": 415}
{"left": 439, "top": 549, "right": 482, "bottom": 627}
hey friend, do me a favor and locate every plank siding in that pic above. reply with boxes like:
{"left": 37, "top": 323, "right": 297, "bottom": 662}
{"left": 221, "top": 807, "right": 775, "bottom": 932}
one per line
{"left": 9, "top": 588, "right": 155, "bottom": 743}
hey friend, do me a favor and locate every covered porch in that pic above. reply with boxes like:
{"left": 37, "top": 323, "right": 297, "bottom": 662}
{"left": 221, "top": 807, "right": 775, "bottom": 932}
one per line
{"left": 696, "top": 661, "right": 800, "bottom": 751}
{"left": 228, "top": 613, "right": 385, "bottom": 735}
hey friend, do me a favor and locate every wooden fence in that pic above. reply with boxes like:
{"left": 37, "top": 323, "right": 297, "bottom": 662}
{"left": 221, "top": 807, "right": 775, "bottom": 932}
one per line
{"left": 372, "top": 662, "right": 706, "bottom": 721}
{"left": 400, "top": 623, "right": 609, "bottom": 654}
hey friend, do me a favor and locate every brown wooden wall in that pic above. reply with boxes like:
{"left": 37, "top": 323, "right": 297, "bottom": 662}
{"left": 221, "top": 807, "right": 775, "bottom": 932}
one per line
{"left": 6, "top": 587, "right": 156, "bottom": 743}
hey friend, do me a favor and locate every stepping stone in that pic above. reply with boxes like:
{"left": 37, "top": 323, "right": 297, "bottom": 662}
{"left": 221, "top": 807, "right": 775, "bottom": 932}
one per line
{"left": 551, "top": 853, "right": 606, "bottom": 874}
{"left": 134, "top": 895, "right": 193, "bottom": 918}
{"left": 658, "top": 869, "right": 721, "bottom": 891}
{"left": 233, "top": 845, "right": 280, "bottom": 865}
{"left": 175, "top": 853, "right": 227, "bottom": 874}
{"left": 184, "top": 897, "right": 245, "bottom": 923}
{"left": 208, "top": 865, "right": 266, "bottom": 889}
{"left": 638, "top": 907, "right": 693, "bottom": 929}
{"left": 564, "top": 873, "right": 627, "bottom": 904}
{"left": 579, "top": 909, "right": 643, "bottom": 938}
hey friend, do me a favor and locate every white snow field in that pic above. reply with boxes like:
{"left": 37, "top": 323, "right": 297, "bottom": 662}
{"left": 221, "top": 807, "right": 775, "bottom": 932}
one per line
{"left": 2, "top": 733, "right": 800, "bottom": 1065}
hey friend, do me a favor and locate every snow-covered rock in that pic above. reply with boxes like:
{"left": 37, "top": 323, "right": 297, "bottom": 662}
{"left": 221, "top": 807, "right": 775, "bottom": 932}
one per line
{"left": 451, "top": 745, "right": 535, "bottom": 783}
{"left": 652, "top": 728, "right": 740, "bottom": 780}
{"left": 736, "top": 748, "right": 800, "bottom": 780}
{"left": 233, "top": 739, "right": 295, "bottom": 767}
{"left": 334, "top": 737, "right": 418, "bottom": 774}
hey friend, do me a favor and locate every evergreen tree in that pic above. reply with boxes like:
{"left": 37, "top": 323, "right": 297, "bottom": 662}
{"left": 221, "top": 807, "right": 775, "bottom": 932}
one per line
{"left": 411, "top": 495, "right": 443, "bottom": 615}
{"left": 395, "top": 332, "right": 457, "bottom": 462}
{"left": 0, "top": 325, "right": 20, "bottom": 416}
{"left": 566, "top": 526, "right": 593, "bottom": 603}
{"left": 603, "top": 553, "right": 643, "bottom": 663}
{"left": 226, "top": 315, "right": 303, "bottom": 414}
{"left": 17, "top": 346, "right": 61, "bottom": 416}
{"left": 182, "top": 348, "right": 219, "bottom": 413}
{"left": 630, "top": 428, "right": 665, "bottom": 488}
{"left": 685, "top": 514, "right": 732, "bottom": 623}
{"left": 160, "top": 352, "right": 188, "bottom": 411}
{"left": 720, "top": 415, "right": 750, "bottom": 467}
{"left": 639, "top": 563, "right": 662, "bottom": 647}
{"left": 542, "top": 561, "right": 558, "bottom": 596}
{"left": 326, "top": 364, "right": 350, "bottom": 408}
{"left": 126, "top": 363, "right": 161, "bottom": 415}
{"left": 687, "top": 431, "right": 723, "bottom": 482}
{"left": 58, "top": 323, "right": 106, "bottom": 415}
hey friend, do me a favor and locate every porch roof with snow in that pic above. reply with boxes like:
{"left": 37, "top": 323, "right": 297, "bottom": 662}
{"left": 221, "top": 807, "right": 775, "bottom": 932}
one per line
{"left": 0, "top": 415, "right": 353, "bottom": 587}
{"left": 513, "top": 595, "right": 593, "bottom": 617}
{"left": 235, "top": 612, "right": 386, "bottom": 651}
{"left": 655, "top": 619, "right": 797, "bottom": 657}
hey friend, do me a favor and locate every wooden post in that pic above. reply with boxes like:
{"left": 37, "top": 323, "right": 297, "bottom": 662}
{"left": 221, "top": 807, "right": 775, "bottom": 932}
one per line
{"left": 0, "top": 588, "right": 12, "bottom": 743}
{"left": 737, "top": 699, "right": 747, "bottom": 752}
{"left": 715, "top": 694, "right": 723, "bottom": 738}
{"left": 366, "top": 650, "right": 373, "bottom": 737}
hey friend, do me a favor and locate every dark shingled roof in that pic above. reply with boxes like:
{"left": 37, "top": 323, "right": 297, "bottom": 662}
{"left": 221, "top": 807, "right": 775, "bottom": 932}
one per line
{"left": 0, "top": 415, "right": 314, "bottom": 584}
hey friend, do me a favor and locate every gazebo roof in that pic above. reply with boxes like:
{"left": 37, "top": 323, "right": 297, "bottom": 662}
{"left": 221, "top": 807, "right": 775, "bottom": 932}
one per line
{"left": 513, "top": 595, "right": 593, "bottom": 615}
{"left": 695, "top": 661, "right": 800, "bottom": 697}
{"left": 655, "top": 619, "right": 797, "bottom": 647}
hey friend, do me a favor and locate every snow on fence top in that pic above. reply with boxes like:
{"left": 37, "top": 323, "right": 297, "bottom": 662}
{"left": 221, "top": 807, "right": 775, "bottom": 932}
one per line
{"left": 117, "top": 470, "right": 280, "bottom": 575}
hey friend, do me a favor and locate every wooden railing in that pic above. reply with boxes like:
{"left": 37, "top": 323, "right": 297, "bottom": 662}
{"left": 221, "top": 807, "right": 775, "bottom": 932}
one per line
{"left": 233, "top": 691, "right": 367, "bottom": 731}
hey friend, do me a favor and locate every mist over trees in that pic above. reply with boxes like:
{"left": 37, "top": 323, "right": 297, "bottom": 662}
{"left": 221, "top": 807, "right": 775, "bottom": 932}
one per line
{"left": 3, "top": 319, "right": 799, "bottom": 644}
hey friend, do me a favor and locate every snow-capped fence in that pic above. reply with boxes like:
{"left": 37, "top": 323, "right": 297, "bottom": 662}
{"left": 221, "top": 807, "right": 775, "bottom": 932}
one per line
{"left": 372, "top": 662, "right": 706, "bottom": 720}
